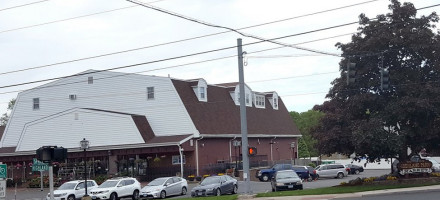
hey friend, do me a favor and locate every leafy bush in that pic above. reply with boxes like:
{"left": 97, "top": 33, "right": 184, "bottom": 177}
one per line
{"left": 94, "top": 175, "right": 108, "bottom": 185}
{"left": 308, "top": 163, "right": 316, "bottom": 168}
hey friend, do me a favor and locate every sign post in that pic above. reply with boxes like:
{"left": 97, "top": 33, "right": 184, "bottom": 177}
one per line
{"left": 0, "top": 179, "right": 5, "bottom": 198}
{"left": 32, "top": 159, "right": 49, "bottom": 192}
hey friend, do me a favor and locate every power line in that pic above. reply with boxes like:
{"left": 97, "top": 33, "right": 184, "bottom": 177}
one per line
{"left": 127, "top": 0, "right": 341, "bottom": 57}
{"left": 0, "top": 0, "right": 382, "bottom": 76}
{"left": 0, "top": 32, "right": 437, "bottom": 94}
{"left": 0, "top": 0, "right": 167, "bottom": 34}
{"left": 0, "top": 0, "right": 49, "bottom": 12}
{"left": 0, "top": 2, "right": 437, "bottom": 93}
{"left": 0, "top": 0, "right": 380, "bottom": 34}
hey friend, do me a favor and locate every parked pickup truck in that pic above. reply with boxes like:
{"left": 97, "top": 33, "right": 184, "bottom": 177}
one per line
{"left": 256, "top": 164, "right": 310, "bottom": 182}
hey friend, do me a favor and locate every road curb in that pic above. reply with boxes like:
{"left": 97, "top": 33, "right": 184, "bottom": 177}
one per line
{"left": 256, "top": 185, "right": 440, "bottom": 200}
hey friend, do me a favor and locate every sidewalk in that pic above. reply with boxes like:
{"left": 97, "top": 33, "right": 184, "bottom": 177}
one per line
{"left": 251, "top": 184, "right": 440, "bottom": 200}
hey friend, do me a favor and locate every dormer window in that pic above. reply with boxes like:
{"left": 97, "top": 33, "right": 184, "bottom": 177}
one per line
{"left": 200, "top": 87, "right": 205, "bottom": 99}
{"left": 255, "top": 95, "right": 265, "bottom": 108}
{"left": 269, "top": 92, "right": 279, "bottom": 110}
{"left": 194, "top": 79, "right": 208, "bottom": 102}
{"left": 273, "top": 97, "right": 278, "bottom": 110}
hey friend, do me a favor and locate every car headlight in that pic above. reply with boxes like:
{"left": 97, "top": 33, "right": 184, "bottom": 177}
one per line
{"left": 276, "top": 183, "right": 284, "bottom": 186}
{"left": 258, "top": 171, "right": 262, "bottom": 176}
{"left": 206, "top": 188, "right": 214, "bottom": 192}
{"left": 296, "top": 181, "right": 302, "bottom": 185}
{"left": 61, "top": 193, "right": 68, "bottom": 196}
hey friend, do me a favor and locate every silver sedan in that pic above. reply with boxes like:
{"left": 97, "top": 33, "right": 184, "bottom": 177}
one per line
{"left": 140, "top": 176, "right": 188, "bottom": 199}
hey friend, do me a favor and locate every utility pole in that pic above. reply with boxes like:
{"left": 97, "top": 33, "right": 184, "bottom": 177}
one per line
{"left": 237, "top": 38, "right": 251, "bottom": 194}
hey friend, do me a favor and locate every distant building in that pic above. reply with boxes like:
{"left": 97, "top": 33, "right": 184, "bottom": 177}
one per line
{"left": 0, "top": 70, "right": 301, "bottom": 180}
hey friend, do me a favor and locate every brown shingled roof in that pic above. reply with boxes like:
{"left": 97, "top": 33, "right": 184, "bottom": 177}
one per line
{"left": 172, "top": 79, "right": 300, "bottom": 136}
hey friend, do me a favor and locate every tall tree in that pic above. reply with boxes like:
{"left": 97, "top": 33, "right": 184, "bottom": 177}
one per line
{"left": 312, "top": 0, "right": 440, "bottom": 162}
{"left": 0, "top": 98, "right": 15, "bottom": 126}
{"left": 290, "top": 110, "right": 324, "bottom": 158}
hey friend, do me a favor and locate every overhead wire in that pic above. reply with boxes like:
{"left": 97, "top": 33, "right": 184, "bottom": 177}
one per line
{"left": 0, "top": 0, "right": 383, "bottom": 76}
{"left": 0, "top": 2, "right": 436, "bottom": 96}
{"left": 0, "top": 0, "right": 168, "bottom": 34}
{"left": 127, "top": 0, "right": 341, "bottom": 57}
{"left": 0, "top": 0, "right": 49, "bottom": 12}
{"left": 0, "top": 0, "right": 380, "bottom": 34}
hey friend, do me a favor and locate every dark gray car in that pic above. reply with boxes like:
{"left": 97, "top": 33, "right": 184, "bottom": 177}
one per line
{"left": 190, "top": 175, "right": 238, "bottom": 197}
{"left": 271, "top": 170, "right": 303, "bottom": 192}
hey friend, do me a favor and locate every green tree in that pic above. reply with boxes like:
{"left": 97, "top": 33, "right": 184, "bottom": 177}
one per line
{"left": 290, "top": 110, "right": 324, "bottom": 158}
{"left": 0, "top": 98, "right": 16, "bottom": 126}
{"left": 312, "top": 0, "right": 440, "bottom": 161}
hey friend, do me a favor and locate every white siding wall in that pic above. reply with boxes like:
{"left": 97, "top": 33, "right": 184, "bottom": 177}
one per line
{"left": 1, "top": 71, "right": 198, "bottom": 148}
{"left": 16, "top": 109, "right": 144, "bottom": 151}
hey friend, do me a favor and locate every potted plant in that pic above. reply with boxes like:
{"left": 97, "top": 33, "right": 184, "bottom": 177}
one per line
{"left": 187, "top": 175, "right": 195, "bottom": 181}
{"left": 195, "top": 176, "right": 202, "bottom": 181}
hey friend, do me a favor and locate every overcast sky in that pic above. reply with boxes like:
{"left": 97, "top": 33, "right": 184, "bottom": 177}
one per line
{"left": 0, "top": 0, "right": 438, "bottom": 115}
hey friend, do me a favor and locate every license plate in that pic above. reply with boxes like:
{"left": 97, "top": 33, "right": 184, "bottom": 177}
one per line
{"left": 288, "top": 185, "right": 293, "bottom": 188}
{"left": 198, "top": 192, "right": 202, "bottom": 196}
{"left": 92, "top": 197, "right": 97, "bottom": 200}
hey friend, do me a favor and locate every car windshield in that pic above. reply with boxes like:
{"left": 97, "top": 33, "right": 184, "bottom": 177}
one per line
{"left": 429, "top": 158, "right": 439, "bottom": 164}
{"left": 58, "top": 182, "right": 77, "bottom": 190}
{"left": 200, "top": 177, "right": 220, "bottom": 186}
{"left": 99, "top": 180, "right": 119, "bottom": 188}
{"left": 315, "top": 166, "right": 321, "bottom": 170}
{"left": 147, "top": 178, "right": 168, "bottom": 186}
{"left": 276, "top": 171, "right": 299, "bottom": 179}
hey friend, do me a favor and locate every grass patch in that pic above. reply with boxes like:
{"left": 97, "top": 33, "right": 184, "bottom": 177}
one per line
{"left": 256, "top": 183, "right": 440, "bottom": 197}
{"left": 179, "top": 194, "right": 238, "bottom": 200}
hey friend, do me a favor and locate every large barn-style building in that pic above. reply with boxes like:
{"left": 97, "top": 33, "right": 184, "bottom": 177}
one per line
{"left": 0, "top": 70, "right": 301, "bottom": 181}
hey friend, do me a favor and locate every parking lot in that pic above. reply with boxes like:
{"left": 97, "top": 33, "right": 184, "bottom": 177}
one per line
{"left": 5, "top": 169, "right": 389, "bottom": 200}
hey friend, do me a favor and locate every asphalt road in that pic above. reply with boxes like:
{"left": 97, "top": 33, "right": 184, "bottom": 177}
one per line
{"left": 5, "top": 169, "right": 390, "bottom": 200}
{"left": 339, "top": 190, "right": 440, "bottom": 200}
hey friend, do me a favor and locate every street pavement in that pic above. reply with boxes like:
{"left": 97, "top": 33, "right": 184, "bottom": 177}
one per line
{"left": 255, "top": 184, "right": 440, "bottom": 200}
{"left": 4, "top": 169, "right": 389, "bottom": 200}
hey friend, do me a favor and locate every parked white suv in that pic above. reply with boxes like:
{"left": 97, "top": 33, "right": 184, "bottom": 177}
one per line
{"left": 315, "top": 164, "right": 348, "bottom": 179}
{"left": 47, "top": 180, "right": 98, "bottom": 200}
{"left": 90, "top": 177, "right": 141, "bottom": 200}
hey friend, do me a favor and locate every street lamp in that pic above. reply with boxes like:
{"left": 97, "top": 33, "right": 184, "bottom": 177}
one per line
{"left": 80, "top": 138, "right": 90, "bottom": 198}
{"left": 291, "top": 142, "right": 296, "bottom": 165}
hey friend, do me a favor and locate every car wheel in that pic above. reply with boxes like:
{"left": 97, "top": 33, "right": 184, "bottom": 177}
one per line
{"left": 316, "top": 174, "right": 319, "bottom": 180}
{"left": 272, "top": 187, "right": 275, "bottom": 192}
{"left": 337, "top": 172, "right": 344, "bottom": 179}
{"left": 232, "top": 185, "right": 238, "bottom": 194}
{"left": 67, "top": 195, "right": 75, "bottom": 200}
{"left": 298, "top": 185, "right": 303, "bottom": 190}
{"left": 215, "top": 188, "right": 221, "bottom": 196}
{"left": 262, "top": 174, "right": 269, "bottom": 182}
{"left": 355, "top": 170, "right": 360, "bottom": 174}
{"left": 110, "top": 193, "right": 118, "bottom": 200}
{"left": 160, "top": 190, "right": 166, "bottom": 199}
{"left": 181, "top": 187, "right": 187, "bottom": 195}
{"left": 132, "top": 190, "right": 140, "bottom": 200}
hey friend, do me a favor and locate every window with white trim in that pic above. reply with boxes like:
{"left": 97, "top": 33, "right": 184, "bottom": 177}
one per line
{"left": 172, "top": 155, "right": 186, "bottom": 165}
{"left": 147, "top": 87, "right": 155, "bottom": 100}
{"left": 33, "top": 98, "right": 39, "bottom": 110}
{"left": 255, "top": 95, "right": 265, "bottom": 108}
{"left": 200, "top": 87, "right": 205, "bottom": 99}
{"left": 246, "top": 94, "right": 250, "bottom": 104}
{"left": 273, "top": 97, "right": 278, "bottom": 110}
